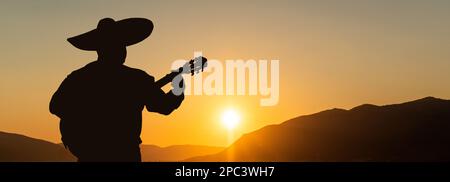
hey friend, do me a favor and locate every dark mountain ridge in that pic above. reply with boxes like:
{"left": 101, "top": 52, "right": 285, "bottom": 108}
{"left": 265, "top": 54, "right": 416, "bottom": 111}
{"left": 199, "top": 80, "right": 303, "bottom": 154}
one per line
{"left": 0, "top": 131, "right": 76, "bottom": 162}
{"left": 188, "top": 97, "right": 450, "bottom": 162}
{"left": 0, "top": 132, "right": 223, "bottom": 162}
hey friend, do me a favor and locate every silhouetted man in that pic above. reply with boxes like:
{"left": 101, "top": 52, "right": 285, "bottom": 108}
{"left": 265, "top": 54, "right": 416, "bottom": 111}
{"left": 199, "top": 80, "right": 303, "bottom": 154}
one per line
{"left": 50, "top": 18, "right": 184, "bottom": 162}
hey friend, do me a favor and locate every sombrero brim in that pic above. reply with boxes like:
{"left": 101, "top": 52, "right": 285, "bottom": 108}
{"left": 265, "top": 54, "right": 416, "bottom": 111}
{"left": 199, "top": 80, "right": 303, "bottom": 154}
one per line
{"left": 67, "top": 18, "right": 154, "bottom": 51}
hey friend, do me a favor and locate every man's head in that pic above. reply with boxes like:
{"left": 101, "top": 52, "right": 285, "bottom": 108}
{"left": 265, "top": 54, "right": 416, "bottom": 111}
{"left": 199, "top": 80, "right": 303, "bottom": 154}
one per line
{"left": 97, "top": 44, "right": 127, "bottom": 65}
{"left": 94, "top": 18, "right": 127, "bottom": 65}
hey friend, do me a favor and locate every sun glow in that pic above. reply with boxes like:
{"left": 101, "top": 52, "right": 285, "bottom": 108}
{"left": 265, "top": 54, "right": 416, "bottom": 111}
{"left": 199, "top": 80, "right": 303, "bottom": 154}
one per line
{"left": 221, "top": 109, "right": 241, "bottom": 130}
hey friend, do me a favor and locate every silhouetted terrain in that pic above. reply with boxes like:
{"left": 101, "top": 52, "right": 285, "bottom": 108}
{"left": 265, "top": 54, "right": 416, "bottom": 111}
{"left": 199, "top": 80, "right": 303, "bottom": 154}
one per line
{"left": 0, "top": 131, "right": 222, "bottom": 162}
{"left": 3, "top": 97, "right": 450, "bottom": 162}
{"left": 0, "top": 131, "right": 76, "bottom": 162}
{"left": 140, "top": 145, "right": 224, "bottom": 162}
{"left": 188, "top": 97, "right": 450, "bottom": 162}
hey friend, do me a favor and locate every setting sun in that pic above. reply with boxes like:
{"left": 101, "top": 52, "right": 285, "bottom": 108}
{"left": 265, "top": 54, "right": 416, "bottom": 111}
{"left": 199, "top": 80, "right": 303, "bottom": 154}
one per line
{"left": 221, "top": 109, "right": 241, "bottom": 130}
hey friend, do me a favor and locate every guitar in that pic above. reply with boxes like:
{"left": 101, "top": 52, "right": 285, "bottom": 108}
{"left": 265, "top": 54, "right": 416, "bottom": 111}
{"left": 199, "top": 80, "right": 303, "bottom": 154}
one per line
{"left": 155, "top": 56, "right": 208, "bottom": 88}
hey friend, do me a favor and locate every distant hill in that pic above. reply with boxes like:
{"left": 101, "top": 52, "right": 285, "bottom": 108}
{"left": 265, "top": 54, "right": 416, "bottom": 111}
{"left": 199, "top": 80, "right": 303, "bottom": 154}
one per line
{"left": 187, "top": 97, "right": 450, "bottom": 162}
{"left": 0, "top": 131, "right": 223, "bottom": 162}
{"left": 0, "top": 131, "right": 76, "bottom": 162}
{"left": 140, "top": 145, "right": 224, "bottom": 162}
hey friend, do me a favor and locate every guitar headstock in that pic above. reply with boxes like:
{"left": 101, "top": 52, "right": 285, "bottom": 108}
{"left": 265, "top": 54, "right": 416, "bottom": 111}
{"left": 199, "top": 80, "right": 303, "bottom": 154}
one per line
{"left": 180, "top": 56, "right": 208, "bottom": 76}
{"left": 157, "top": 56, "right": 208, "bottom": 88}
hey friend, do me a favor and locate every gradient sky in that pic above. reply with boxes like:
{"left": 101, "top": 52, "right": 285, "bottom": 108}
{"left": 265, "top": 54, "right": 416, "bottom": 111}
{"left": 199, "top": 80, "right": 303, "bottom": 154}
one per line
{"left": 1, "top": 0, "right": 450, "bottom": 147}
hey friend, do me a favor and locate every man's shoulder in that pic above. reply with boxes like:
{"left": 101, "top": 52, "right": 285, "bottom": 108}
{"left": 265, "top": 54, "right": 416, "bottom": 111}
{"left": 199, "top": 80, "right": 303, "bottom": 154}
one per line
{"left": 122, "top": 65, "right": 155, "bottom": 81}
{"left": 70, "top": 61, "right": 101, "bottom": 72}
{"left": 65, "top": 62, "right": 155, "bottom": 82}
{"left": 66, "top": 62, "right": 97, "bottom": 78}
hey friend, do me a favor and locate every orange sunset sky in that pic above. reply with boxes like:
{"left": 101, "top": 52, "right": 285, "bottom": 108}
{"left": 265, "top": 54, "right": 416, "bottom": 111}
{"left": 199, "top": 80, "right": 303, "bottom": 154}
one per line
{"left": 1, "top": 0, "right": 450, "bottom": 147}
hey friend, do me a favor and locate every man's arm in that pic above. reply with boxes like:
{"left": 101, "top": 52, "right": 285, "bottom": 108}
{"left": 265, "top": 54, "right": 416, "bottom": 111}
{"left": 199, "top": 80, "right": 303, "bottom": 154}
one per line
{"left": 143, "top": 73, "right": 184, "bottom": 115}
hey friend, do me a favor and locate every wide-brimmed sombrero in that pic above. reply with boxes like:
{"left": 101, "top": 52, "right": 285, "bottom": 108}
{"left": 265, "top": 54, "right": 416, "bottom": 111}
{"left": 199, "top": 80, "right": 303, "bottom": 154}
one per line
{"left": 67, "top": 17, "right": 153, "bottom": 51}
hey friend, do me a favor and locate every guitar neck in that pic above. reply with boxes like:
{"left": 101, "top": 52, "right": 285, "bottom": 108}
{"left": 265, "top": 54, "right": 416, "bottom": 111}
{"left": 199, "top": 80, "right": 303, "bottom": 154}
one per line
{"left": 154, "top": 56, "right": 207, "bottom": 88}
{"left": 155, "top": 70, "right": 181, "bottom": 88}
